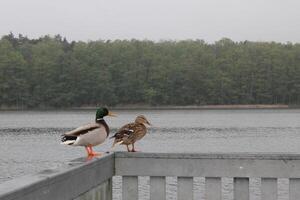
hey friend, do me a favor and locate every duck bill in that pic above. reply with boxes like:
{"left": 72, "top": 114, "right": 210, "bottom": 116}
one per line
{"left": 108, "top": 111, "right": 117, "bottom": 117}
{"left": 147, "top": 121, "right": 152, "bottom": 126}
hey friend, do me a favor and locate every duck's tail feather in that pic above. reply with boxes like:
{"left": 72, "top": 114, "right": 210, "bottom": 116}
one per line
{"left": 111, "top": 140, "right": 123, "bottom": 148}
{"left": 109, "top": 135, "right": 115, "bottom": 139}
{"left": 61, "top": 135, "right": 77, "bottom": 145}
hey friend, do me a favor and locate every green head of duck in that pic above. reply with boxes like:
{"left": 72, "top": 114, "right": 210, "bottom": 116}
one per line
{"left": 96, "top": 107, "right": 117, "bottom": 121}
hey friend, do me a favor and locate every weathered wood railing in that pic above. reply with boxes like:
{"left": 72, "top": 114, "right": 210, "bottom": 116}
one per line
{"left": 2, "top": 152, "right": 300, "bottom": 200}
{"left": 0, "top": 154, "right": 114, "bottom": 200}
{"left": 115, "top": 152, "right": 300, "bottom": 200}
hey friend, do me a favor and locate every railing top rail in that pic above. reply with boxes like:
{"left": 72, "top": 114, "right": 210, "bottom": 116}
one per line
{"left": 0, "top": 153, "right": 114, "bottom": 200}
{"left": 115, "top": 152, "right": 300, "bottom": 160}
{"left": 115, "top": 152, "right": 300, "bottom": 178}
{"left": 3, "top": 152, "right": 300, "bottom": 200}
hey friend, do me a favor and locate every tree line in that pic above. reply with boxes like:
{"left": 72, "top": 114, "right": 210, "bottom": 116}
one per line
{"left": 0, "top": 33, "right": 299, "bottom": 108}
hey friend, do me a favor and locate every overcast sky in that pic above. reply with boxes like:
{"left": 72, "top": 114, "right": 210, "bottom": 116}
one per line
{"left": 0, "top": 0, "right": 299, "bottom": 43}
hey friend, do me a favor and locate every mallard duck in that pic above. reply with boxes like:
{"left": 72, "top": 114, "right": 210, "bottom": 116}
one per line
{"left": 61, "top": 107, "right": 116, "bottom": 156}
{"left": 110, "top": 115, "right": 151, "bottom": 152}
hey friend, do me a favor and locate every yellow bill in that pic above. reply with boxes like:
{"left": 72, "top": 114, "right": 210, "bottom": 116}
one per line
{"left": 108, "top": 111, "right": 117, "bottom": 117}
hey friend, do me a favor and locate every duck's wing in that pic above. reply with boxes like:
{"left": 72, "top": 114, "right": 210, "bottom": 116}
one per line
{"left": 110, "top": 123, "right": 135, "bottom": 139}
{"left": 64, "top": 123, "right": 101, "bottom": 136}
{"left": 74, "top": 125, "right": 107, "bottom": 146}
{"left": 127, "top": 123, "right": 147, "bottom": 141}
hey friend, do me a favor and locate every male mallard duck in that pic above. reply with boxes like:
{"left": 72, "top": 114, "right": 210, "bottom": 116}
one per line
{"left": 110, "top": 115, "right": 151, "bottom": 152}
{"left": 61, "top": 107, "right": 116, "bottom": 156}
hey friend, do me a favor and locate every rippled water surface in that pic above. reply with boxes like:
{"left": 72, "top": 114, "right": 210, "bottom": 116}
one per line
{"left": 0, "top": 109, "right": 299, "bottom": 199}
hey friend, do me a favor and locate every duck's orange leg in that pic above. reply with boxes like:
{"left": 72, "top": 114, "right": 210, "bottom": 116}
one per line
{"left": 85, "top": 146, "right": 92, "bottom": 156}
{"left": 87, "top": 146, "right": 102, "bottom": 156}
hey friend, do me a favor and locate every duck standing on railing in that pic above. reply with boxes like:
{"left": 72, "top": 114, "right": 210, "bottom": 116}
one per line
{"left": 61, "top": 107, "right": 116, "bottom": 156}
{"left": 110, "top": 115, "right": 151, "bottom": 152}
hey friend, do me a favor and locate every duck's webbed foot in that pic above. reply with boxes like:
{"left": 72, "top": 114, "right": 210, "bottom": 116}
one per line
{"left": 90, "top": 151, "right": 103, "bottom": 156}
{"left": 85, "top": 146, "right": 103, "bottom": 156}
{"left": 131, "top": 143, "right": 139, "bottom": 152}
{"left": 126, "top": 145, "right": 131, "bottom": 152}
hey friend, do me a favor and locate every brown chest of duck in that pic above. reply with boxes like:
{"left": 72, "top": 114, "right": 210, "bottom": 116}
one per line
{"left": 110, "top": 115, "right": 151, "bottom": 152}
{"left": 61, "top": 107, "right": 116, "bottom": 156}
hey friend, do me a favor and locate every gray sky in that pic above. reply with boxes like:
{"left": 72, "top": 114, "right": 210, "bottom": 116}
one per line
{"left": 0, "top": 0, "right": 300, "bottom": 43}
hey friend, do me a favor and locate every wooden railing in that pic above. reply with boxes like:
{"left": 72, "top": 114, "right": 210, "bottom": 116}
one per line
{"left": 0, "top": 154, "right": 114, "bottom": 200}
{"left": 2, "top": 152, "right": 300, "bottom": 200}
{"left": 115, "top": 152, "right": 300, "bottom": 200}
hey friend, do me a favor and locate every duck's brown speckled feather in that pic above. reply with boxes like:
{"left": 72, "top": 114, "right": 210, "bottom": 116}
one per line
{"left": 112, "top": 122, "right": 147, "bottom": 145}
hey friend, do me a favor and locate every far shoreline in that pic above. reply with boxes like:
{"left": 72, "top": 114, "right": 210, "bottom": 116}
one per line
{"left": 0, "top": 104, "right": 299, "bottom": 111}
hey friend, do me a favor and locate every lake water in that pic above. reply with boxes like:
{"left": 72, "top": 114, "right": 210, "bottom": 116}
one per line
{"left": 0, "top": 109, "right": 300, "bottom": 200}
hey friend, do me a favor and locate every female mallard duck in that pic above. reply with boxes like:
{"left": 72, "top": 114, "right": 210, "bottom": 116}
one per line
{"left": 61, "top": 107, "right": 116, "bottom": 156}
{"left": 110, "top": 115, "right": 151, "bottom": 152}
